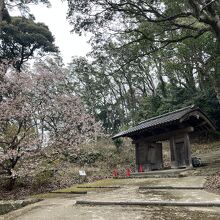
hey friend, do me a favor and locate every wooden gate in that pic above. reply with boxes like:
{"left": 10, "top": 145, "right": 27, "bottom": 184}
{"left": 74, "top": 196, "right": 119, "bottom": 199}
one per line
{"left": 136, "top": 142, "right": 163, "bottom": 171}
{"left": 175, "top": 141, "right": 186, "bottom": 168}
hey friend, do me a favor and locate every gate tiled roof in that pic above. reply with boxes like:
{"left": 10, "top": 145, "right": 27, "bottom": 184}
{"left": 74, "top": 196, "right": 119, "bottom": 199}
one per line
{"left": 112, "top": 105, "right": 214, "bottom": 139}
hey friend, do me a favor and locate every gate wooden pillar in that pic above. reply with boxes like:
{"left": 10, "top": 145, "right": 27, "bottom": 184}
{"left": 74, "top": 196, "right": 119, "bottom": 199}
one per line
{"left": 135, "top": 143, "right": 139, "bottom": 172}
{"left": 184, "top": 133, "right": 192, "bottom": 167}
{"left": 170, "top": 136, "right": 178, "bottom": 169}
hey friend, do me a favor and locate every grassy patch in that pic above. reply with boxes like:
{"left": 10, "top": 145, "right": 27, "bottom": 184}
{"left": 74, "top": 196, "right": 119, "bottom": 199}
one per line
{"left": 32, "top": 193, "right": 82, "bottom": 199}
{"left": 54, "top": 178, "right": 123, "bottom": 193}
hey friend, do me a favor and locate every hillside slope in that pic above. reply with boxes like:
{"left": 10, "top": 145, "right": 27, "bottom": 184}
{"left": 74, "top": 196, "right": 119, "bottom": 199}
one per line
{"left": 0, "top": 139, "right": 220, "bottom": 199}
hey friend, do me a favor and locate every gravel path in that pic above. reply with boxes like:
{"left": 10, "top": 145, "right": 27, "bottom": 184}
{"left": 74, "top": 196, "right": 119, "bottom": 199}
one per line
{"left": 1, "top": 176, "right": 220, "bottom": 220}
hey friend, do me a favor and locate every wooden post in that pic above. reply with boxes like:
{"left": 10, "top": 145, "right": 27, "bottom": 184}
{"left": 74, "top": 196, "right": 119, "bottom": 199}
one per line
{"left": 184, "top": 133, "right": 192, "bottom": 167}
{"left": 135, "top": 143, "right": 139, "bottom": 172}
{"left": 170, "top": 136, "right": 178, "bottom": 169}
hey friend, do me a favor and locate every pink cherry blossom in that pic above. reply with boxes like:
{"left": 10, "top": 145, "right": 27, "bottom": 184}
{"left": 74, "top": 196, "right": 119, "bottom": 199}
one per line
{"left": 0, "top": 59, "right": 102, "bottom": 188}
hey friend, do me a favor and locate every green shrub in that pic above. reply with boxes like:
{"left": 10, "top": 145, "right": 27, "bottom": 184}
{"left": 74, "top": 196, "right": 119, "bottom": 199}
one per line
{"left": 31, "top": 169, "right": 54, "bottom": 190}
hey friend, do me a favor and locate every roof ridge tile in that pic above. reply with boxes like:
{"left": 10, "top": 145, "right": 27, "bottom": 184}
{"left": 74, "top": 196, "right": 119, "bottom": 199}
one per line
{"left": 138, "top": 105, "right": 194, "bottom": 125}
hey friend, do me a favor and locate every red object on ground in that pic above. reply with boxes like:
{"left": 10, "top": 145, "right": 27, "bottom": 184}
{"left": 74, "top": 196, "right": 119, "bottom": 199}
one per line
{"left": 126, "top": 168, "right": 131, "bottom": 177}
{"left": 113, "top": 169, "right": 118, "bottom": 177}
{"left": 139, "top": 164, "right": 143, "bottom": 172}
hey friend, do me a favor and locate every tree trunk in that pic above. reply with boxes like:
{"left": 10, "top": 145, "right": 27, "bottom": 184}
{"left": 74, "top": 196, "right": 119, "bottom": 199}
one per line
{"left": 6, "top": 177, "right": 16, "bottom": 191}
{"left": 0, "top": 0, "right": 5, "bottom": 22}
{"left": 5, "top": 168, "right": 17, "bottom": 191}
{"left": 214, "top": 50, "right": 220, "bottom": 104}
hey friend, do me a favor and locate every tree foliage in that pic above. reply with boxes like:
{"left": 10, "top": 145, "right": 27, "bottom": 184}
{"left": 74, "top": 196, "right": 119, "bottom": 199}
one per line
{"left": 0, "top": 0, "right": 50, "bottom": 21}
{"left": 0, "top": 16, "right": 57, "bottom": 71}
{"left": 0, "top": 60, "right": 101, "bottom": 189}
{"left": 66, "top": 0, "right": 220, "bottom": 102}
{"left": 67, "top": 21, "right": 220, "bottom": 133}
{"left": 66, "top": 0, "right": 220, "bottom": 43}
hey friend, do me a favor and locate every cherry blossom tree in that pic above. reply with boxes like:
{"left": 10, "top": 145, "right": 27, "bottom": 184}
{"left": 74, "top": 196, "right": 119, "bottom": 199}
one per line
{"left": 0, "top": 59, "right": 102, "bottom": 190}
{"left": 0, "top": 67, "right": 37, "bottom": 189}
{"left": 32, "top": 58, "right": 102, "bottom": 151}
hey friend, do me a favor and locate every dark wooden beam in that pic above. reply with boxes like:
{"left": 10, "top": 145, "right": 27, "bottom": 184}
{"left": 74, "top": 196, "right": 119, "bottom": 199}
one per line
{"left": 133, "top": 127, "right": 194, "bottom": 143}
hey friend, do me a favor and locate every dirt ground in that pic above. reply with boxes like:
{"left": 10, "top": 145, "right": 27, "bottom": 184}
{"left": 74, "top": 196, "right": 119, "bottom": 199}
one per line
{"left": 1, "top": 177, "right": 220, "bottom": 220}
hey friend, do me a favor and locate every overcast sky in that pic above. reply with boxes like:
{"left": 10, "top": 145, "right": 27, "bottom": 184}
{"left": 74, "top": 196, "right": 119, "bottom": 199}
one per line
{"left": 27, "top": 1, "right": 91, "bottom": 64}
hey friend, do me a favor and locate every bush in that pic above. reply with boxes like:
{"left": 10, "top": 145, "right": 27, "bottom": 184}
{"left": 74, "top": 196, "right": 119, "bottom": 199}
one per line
{"left": 31, "top": 169, "right": 54, "bottom": 190}
{"left": 64, "top": 150, "right": 103, "bottom": 165}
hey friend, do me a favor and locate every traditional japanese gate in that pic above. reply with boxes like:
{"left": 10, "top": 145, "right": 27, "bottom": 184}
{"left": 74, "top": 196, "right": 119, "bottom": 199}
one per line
{"left": 113, "top": 106, "right": 215, "bottom": 171}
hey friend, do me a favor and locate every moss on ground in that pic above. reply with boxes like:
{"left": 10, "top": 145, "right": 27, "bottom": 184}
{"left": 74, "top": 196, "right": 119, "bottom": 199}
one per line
{"left": 52, "top": 178, "right": 125, "bottom": 192}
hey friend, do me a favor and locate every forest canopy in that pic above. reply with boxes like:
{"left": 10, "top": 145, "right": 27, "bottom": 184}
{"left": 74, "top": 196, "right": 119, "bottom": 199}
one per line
{"left": 66, "top": 0, "right": 220, "bottom": 133}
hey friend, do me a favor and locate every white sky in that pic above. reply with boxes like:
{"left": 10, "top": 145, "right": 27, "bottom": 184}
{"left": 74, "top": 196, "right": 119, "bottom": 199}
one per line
{"left": 12, "top": 1, "right": 91, "bottom": 65}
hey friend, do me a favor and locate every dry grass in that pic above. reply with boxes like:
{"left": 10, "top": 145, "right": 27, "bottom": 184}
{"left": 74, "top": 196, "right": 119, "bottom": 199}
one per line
{"left": 191, "top": 140, "right": 220, "bottom": 155}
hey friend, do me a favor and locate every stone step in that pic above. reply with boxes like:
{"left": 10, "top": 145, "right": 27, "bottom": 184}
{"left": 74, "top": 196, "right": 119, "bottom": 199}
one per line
{"left": 130, "top": 168, "right": 189, "bottom": 178}
{"left": 139, "top": 186, "right": 204, "bottom": 190}
{"left": 76, "top": 200, "right": 220, "bottom": 207}
{"left": 49, "top": 191, "right": 87, "bottom": 194}
{"left": 77, "top": 186, "right": 121, "bottom": 189}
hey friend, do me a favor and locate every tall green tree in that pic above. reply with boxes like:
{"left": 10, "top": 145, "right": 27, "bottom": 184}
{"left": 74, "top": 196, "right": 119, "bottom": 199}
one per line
{"left": 66, "top": 0, "right": 220, "bottom": 103}
{"left": 68, "top": 18, "right": 220, "bottom": 133}
{"left": 0, "top": 0, "right": 50, "bottom": 22}
{"left": 0, "top": 16, "right": 57, "bottom": 71}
